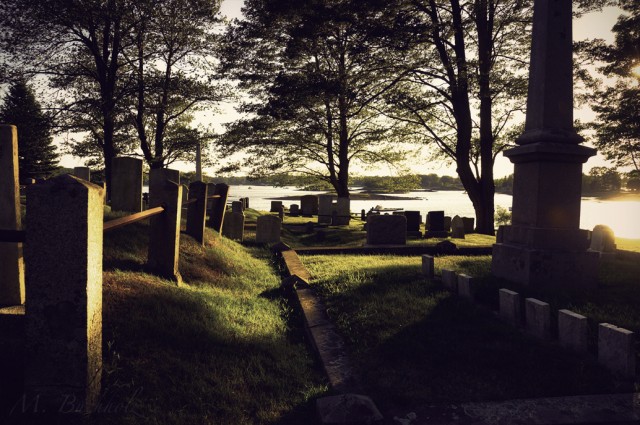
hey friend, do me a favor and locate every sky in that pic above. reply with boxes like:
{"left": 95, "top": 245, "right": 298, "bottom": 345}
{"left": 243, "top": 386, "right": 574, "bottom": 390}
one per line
{"left": 54, "top": 1, "right": 626, "bottom": 179}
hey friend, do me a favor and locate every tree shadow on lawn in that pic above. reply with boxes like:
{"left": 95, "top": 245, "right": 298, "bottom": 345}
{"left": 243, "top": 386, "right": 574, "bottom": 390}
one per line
{"left": 316, "top": 275, "right": 624, "bottom": 417}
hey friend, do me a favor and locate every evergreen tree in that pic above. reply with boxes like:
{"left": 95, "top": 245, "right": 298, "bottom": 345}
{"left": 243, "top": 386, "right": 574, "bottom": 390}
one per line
{"left": 0, "top": 81, "right": 59, "bottom": 179}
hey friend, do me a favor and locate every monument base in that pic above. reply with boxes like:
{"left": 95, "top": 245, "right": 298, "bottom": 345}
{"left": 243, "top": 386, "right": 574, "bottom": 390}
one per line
{"left": 492, "top": 242, "right": 599, "bottom": 291}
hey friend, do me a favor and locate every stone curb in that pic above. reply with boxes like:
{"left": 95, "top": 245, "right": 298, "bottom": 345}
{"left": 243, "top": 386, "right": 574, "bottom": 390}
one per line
{"left": 272, "top": 244, "right": 384, "bottom": 423}
{"left": 296, "top": 246, "right": 492, "bottom": 256}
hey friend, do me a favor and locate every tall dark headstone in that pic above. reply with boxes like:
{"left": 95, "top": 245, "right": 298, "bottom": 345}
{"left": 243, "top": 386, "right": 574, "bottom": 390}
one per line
{"left": 491, "top": 0, "right": 598, "bottom": 289}
{"left": 425, "top": 211, "right": 447, "bottom": 238}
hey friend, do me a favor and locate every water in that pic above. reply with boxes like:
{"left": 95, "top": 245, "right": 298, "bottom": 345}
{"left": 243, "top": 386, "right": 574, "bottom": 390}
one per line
{"left": 224, "top": 185, "right": 640, "bottom": 239}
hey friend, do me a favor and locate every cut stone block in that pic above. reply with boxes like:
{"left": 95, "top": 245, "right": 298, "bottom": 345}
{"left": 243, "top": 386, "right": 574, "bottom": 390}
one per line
{"left": 598, "top": 323, "right": 636, "bottom": 378}
{"left": 148, "top": 179, "right": 183, "bottom": 285}
{"left": 318, "top": 195, "right": 334, "bottom": 224}
{"left": 316, "top": 394, "right": 383, "bottom": 425}
{"left": 73, "top": 166, "right": 90, "bottom": 181}
{"left": 301, "top": 195, "right": 319, "bottom": 216}
{"left": 222, "top": 211, "right": 245, "bottom": 242}
{"left": 0, "top": 125, "right": 25, "bottom": 306}
{"left": 270, "top": 200, "right": 282, "bottom": 212}
{"left": 186, "top": 181, "right": 207, "bottom": 245}
{"left": 290, "top": 204, "right": 300, "bottom": 216}
{"left": 558, "top": 309, "right": 588, "bottom": 353}
{"left": 525, "top": 298, "right": 550, "bottom": 339}
{"left": 457, "top": 274, "right": 475, "bottom": 299}
{"left": 333, "top": 197, "right": 351, "bottom": 225}
{"left": 366, "top": 214, "right": 406, "bottom": 245}
{"left": 24, "top": 174, "right": 104, "bottom": 412}
{"left": 422, "top": 255, "right": 434, "bottom": 279}
{"left": 256, "top": 215, "right": 281, "bottom": 244}
{"left": 462, "top": 217, "right": 475, "bottom": 233}
{"left": 208, "top": 183, "right": 229, "bottom": 233}
{"left": 111, "top": 157, "right": 143, "bottom": 212}
{"left": 441, "top": 269, "right": 457, "bottom": 291}
{"left": 499, "top": 288, "right": 521, "bottom": 326}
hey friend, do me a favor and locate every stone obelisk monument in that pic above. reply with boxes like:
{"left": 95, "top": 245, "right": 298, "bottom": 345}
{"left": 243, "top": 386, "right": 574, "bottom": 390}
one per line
{"left": 491, "top": 0, "right": 599, "bottom": 289}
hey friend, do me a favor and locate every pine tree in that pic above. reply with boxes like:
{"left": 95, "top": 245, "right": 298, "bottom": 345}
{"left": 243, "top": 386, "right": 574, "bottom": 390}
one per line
{"left": 0, "top": 81, "right": 60, "bottom": 179}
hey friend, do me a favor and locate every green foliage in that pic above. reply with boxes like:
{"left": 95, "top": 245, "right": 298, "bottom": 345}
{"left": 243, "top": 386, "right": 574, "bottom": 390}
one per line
{"left": 0, "top": 80, "right": 59, "bottom": 179}
{"left": 579, "top": 1, "right": 640, "bottom": 171}
{"left": 583, "top": 166, "right": 623, "bottom": 193}
{"left": 354, "top": 175, "right": 422, "bottom": 193}
{"left": 494, "top": 206, "right": 512, "bottom": 227}
{"left": 494, "top": 174, "right": 514, "bottom": 195}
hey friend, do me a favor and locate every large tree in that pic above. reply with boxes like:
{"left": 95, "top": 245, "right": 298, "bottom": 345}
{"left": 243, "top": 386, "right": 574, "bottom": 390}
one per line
{"left": 0, "top": 80, "right": 60, "bottom": 179}
{"left": 218, "top": 0, "right": 412, "bottom": 198}
{"left": 581, "top": 0, "right": 640, "bottom": 171}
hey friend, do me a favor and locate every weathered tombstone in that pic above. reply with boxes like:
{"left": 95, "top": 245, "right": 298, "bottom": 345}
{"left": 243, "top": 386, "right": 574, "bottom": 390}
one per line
{"left": 208, "top": 183, "right": 229, "bottom": 233}
{"left": 73, "top": 166, "right": 91, "bottom": 181}
{"left": 589, "top": 224, "right": 617, "bottom": 256}
{"left": 256, "top": 215, "right": 281, "bottom": 244}
{"left": 451, "top": 215, "right": 465, "bottom": 239}
{"left": 318, "top": 194, "right": 334, "bottom": 224}
{"left": 148, "top": 179, "right": 183, "bottom": 285}
{"left": 525, "top": 298, "right": 550, "bottom": 339}
{"left": 491, "top": 0, "right": 599, "bottom": 290}
{"left": 333, "top": 197, "right": 351, "bottom": 225}
{"left": 443, "top": 216, "right": 452, "bottom": 232}
{"left": 558, "top": 309, "right": 588, "bottom": 352}
{"left": 244, "top": 197, "right": 250, "bottom": 208}
{"left": 149, "top": 168, "right": 180, "bottom": 207}
{"left": 270, "top": 200, "right": 282, "bottom": 213}
{"left": 111, "top": 157, "right": 143, "bottom": 213}
{"left": 441, "top": 269, "right": 457, "bottom": 291}
{"left": 206, "top": 183, "right": 216, "bottom": 212}
{"left": 425, "top": 211, "right": 447, "bottom": 237}
{"left": 24, "top": 174, "right": 103, "bottom": 412}
{"left": 405, "top": 211, "right": 422, "bottom": 238}
{"left": 361, "top": 209, "right": 366, "bottom": 221}
{"left": 462, "top": 217, "right": 475, "bottom": 234}
{"left": 186, "top": 181, "right": 207, "bottom": 245}
{"left": 598, "top": 323, "right": 635, "bottom": 378}
{"left": 222, "top": 211, "right": 245, "bottom": 242}
{"left": 278, "top": 205, "right": 285, "bottom": 221}
{"left": 457, "top": 274, "right": 475, "bottom": 299}
{"left": 0, "top": 125, "right": 25, "bottom": 306}
{"left": 499, "top": 288, "right": 521, "bottom": 326}
{"left": 290, "top": 204, "right": 300, "bottom": 216}
{"left": 231, "top": 201, "right": 243, "bottom": 214}
{"left": 366, "top": 215, "right": 406, "bottom": 245}
{"left": 300, "top": 195, "right": 319, "bottom": 216}
{"left": 422, "top": 255, "right": 434, "bottom": 279}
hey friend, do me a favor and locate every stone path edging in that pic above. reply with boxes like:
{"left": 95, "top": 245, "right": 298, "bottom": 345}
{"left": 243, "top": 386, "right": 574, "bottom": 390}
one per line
{"left": 296, "top": 245, "right": 492, "bottom": 256}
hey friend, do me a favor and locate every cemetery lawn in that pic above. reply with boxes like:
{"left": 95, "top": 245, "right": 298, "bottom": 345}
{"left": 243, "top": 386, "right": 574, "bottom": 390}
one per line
{"left": 300, "top": 254, "right": 633, "bottom": 412}
{"left": 96, "top": 212, "right": 328, "bottom": 425}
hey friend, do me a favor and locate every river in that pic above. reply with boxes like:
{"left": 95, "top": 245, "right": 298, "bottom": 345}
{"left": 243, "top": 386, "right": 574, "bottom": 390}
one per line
{"left": 224, "top": 185, "right": 640, "bottom": 239}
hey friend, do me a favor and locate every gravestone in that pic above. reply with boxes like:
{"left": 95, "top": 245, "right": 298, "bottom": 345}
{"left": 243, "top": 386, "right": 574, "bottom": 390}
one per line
{"left": 441, "top": 269, "right": 457, "bottom": 291}
{"left": 366, "top": 215, "right": 406, "bottom": 245}
{"left": 300, "top": 195, "right": 319, "bottom": 216}
{"left": 73, "top": 166, "right": 91, "bottom": 181}
{"left": 462, "top": 217, "right": 475, "bottom": 233}
{"left": 422, "top": 255, "right": 434, "bottom": 279}
{"left": 491, "top": 0, "right": 599, "bottom": 290}
{"left": 208, "top": 183, "right": 229, "bottom": 233}
{"left": 290, "top": 204, "right": 300, "bottom": 216}
{"left": 451, "top": 215, "right": 465, "bottom": 239}
{"left": 361, "top": 209, "right": 366, "bottom": 221}
{"left": 270, "top": 200, "right": 282, "bottom": 213}
{"left": 0, "top": 125, "right": 25, "bottom": 306}
{"left": 589, "top": 224, "right": 616, "bottom": 256}
{"left": 231, "top": 201, "right": 243, "bottom": 214}
{"left": 24, "top": 175, "right": 104, "bottom": 412}
{"left": 256, "top": 215, "right": 281, "bottom": 244}
{"left": 244, "top": 197, "right": 250, "bottom": 208}
{"left": 333, "top": 197, "right": 351, "bottom": 225}
{"left": 318, "top": 195, "right": 334, "bottom": 224}
{"left": 499, "top": 289, "right": 521, "bottom": 326}
{"left": 278, "top": 205, "right": 285, "bottom": 221}
{"left": 148, "top": 179, "right": 183, "bottom": 285}
{"left": 598, "top": 323, "right": 636, "bottom": 378}
{"left": 525, "top": 298, "right": 550, "bottom": 339}
{"left": 405, "top": 211, "right": 422, "bottom": 238}
{"left": 222, "top": 211, "right": 245, "bottom": 242}
{"left": 149, "top": 168, "right": 180, "bottom": 208}
{"left": 206, "top": 183, "right": 216, "bottom": 212}
{"left": 444, "top": 216, "right": 452, "bottom": 232}
{"left": 111, "top": 157, "right": 143, "bottom": 212}
{"left": 426, "top": 211, "right": 447, "bottom": 238}
{"left": 457, "top": 274, "right": 475, "bottom": 299}
{"left": 186, "top": 181, "right": 207, "bottom": 245}
{"left": 558, "top": 309, "right": 588, "bottom": 352}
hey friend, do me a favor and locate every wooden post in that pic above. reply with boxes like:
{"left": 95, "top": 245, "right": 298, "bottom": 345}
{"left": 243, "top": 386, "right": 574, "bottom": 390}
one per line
{"left": 186, "top": 181, "right": 207, "bottom": 245}
{"left": 24, "top": 174, "right": 104, "bottom": 412}
{"left": 0, "top": 125, "right": 25, "bottom": 306}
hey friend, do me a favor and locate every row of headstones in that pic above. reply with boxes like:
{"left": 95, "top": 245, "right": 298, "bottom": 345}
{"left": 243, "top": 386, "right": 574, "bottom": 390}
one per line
{"left": 271, "top": 195, "right": 352, "bottom": 225}
{"left": 365, "top": 212, "right": 474, "bottom": 245}
{"left": 422, "top": 256, "right": 635, "bottom": 379}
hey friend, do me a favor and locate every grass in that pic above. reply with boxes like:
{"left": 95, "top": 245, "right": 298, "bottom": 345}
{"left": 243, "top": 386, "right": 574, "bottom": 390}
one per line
{"left": 617, "top": 237, "right": 640, "bottom": 252}
{"left": 300, "top": 254, "right": 631, "bottom": 413}
{"left": 0, "top": 210, "right": 328, "bottom": 424}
